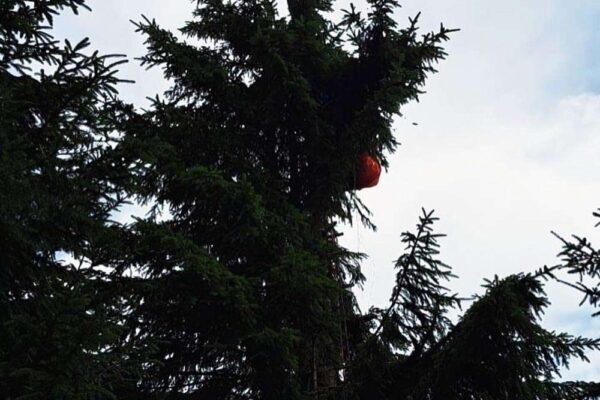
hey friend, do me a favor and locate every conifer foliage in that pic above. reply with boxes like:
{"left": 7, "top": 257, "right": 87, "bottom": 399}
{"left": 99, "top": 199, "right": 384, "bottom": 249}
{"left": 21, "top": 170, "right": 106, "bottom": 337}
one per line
{"left": 0, "top": 1, "right": 129, "bottom": 397}
{"left": 1, "top": 1, "right": 599, "bottom": 399}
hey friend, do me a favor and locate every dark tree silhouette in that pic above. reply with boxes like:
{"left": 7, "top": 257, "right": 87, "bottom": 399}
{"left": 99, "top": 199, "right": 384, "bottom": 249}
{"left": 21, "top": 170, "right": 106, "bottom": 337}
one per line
{"left": 1, "top": 1, "right": 598, "bottom": 399}
{"left": 0, "top": 0, "right": 137, "bottom": 397}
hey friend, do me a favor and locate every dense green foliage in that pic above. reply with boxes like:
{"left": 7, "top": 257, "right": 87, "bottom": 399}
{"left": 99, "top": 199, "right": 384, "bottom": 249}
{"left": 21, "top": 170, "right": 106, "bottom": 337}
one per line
{"left": 0, "top": 1, "right": 137, "bottom": 397}
{"left": 0, "top": 0, "right": 599, "bottom": 399}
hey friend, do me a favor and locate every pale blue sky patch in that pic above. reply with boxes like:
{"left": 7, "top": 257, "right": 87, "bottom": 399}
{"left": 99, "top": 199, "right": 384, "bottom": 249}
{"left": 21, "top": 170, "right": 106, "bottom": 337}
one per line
{"left": 545, "top": 1, "right": 600, "bottom": 95}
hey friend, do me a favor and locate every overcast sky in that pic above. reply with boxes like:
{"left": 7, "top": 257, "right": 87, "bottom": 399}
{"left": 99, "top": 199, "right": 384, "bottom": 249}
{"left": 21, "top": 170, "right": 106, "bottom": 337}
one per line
{"left": 54, "top": 0, "right": 600, "bottom": 380}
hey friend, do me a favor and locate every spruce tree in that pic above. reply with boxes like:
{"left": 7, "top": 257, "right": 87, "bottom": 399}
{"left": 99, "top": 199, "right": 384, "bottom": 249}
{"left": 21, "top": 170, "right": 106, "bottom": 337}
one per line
{"left": 1, "top": 1, "right": 599, "bottom": 400}
{"left": 112, "top": 0, "right": 600, "bottom": 399}
{"left": 0, "top": 1, "right": 132, "bottom": 397}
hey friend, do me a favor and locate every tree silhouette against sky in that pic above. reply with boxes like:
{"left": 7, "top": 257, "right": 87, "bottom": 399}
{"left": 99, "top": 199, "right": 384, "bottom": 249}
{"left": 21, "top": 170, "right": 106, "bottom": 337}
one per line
{"left": 0, "top": 0, "right": 599, "bottom": 399}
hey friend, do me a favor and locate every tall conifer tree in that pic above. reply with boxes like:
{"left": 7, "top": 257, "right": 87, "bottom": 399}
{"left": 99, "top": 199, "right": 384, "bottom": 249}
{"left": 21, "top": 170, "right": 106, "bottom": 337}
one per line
{"left": 114, "top": 0, "right": 600, "bottom": 399}
{"left": 0, "top": 1, "right": 132, "bottom": 397}
{"left": 1, "top": 1, "right": 599, "bottom": 399}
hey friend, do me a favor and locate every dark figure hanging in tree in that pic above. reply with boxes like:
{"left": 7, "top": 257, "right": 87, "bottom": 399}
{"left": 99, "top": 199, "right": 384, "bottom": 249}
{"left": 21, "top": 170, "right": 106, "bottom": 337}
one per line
{"left": 0, "top": 0, "right": 599, "bottom": 399}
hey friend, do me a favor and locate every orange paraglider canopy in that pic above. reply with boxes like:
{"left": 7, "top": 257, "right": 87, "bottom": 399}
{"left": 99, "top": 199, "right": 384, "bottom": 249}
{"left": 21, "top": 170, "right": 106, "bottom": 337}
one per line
{"left": 355, "top": 153, "right": 381, "bottom": 190}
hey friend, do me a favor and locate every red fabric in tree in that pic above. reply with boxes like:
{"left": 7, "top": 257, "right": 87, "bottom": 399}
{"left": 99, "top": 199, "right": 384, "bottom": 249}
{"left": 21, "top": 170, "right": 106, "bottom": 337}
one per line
{"left": 356, "top": 154, "right": 381, "bottom": 189}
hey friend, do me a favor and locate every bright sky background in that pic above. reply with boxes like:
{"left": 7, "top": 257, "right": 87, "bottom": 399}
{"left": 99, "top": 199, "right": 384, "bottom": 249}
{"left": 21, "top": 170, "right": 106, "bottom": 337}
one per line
{"left": 54, "top": 0, "right": 600, "bottom": 380}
